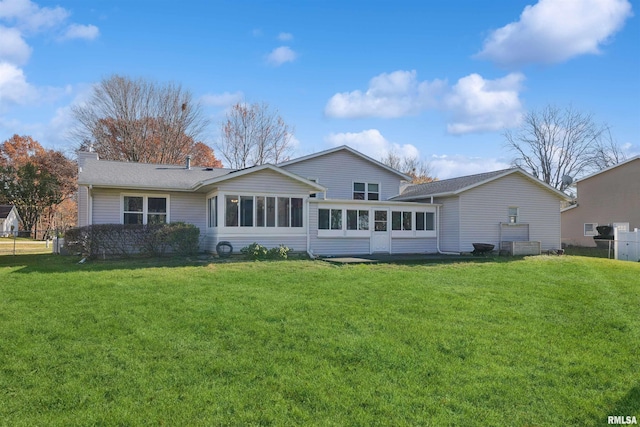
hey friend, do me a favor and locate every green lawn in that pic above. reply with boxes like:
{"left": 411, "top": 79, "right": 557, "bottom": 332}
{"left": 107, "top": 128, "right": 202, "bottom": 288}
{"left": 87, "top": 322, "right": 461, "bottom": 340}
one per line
{"left": 1, "top": 255, "right": 638, "bottom": 426}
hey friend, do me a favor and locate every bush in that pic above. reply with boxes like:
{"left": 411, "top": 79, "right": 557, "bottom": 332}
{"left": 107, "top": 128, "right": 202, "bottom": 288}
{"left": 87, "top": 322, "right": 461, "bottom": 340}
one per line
{"left": 240, "top": 242, "right": 269, "bottom": 260}
{"left": 240, "top": 242, "right": 291, "bottom": 260}
{"left": 64, "top": 223, "right": 200, "bottom": 258}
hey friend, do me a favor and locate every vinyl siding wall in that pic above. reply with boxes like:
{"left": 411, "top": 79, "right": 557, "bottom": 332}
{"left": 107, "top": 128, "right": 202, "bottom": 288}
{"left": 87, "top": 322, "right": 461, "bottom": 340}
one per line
{"left": 281, "top": 150, "right": 405, "bottom": 200}
{"left": 216, "top": 168, "right": 315, "bottom": 195}
{"left": 89, "top": 188, "right": 206, "bottom": 228}
{"left": 435, "top": 197, "right": 460, "bottom": 252}
{"left": 458, "top": 174, "right": 562, "bottom": 252}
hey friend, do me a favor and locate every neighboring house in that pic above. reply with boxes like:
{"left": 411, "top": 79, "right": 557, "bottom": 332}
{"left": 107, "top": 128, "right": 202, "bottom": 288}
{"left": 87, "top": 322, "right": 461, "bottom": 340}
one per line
{"left": 561, "top": 156, "right": 640, "bottom": 247}
{"left": 0, "top": 205, "right": 21, "bottom": 237}
{"left": 392, "top": 168, "right": 570, "bottom": 253}
{"left": 77, "top": 145, "right": 568, "bottom": 256}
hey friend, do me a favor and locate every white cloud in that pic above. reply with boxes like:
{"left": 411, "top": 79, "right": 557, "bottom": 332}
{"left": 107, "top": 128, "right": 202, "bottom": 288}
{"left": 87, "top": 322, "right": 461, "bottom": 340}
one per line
{"left": 325, "top": 70, "right": 524, "bottom": 134}
{"left": 0, "top": 0, "right": 68, "bottom": 33}
{"left": 429, "top": 154, "right": 512, "bottom": 180}
{"left": 200, "top": 91, "right": 244, "bottom": 108}
{"left": 325, "top": 70, "right": 446, "bottom": 119}
{"left": 0, "top": 61, "right": 37, "bottom": 108}
{"left": 443, "top": 73, "right": 525, "bottom": 134}
{"left": 59, "top": 23, "right": 99, "bottom": 41}
{"left": 475, "top": 0, "right": 633, "bottom": 67}
{"left": 266, "top": 46, "right": 297, "bottom": 66}
{"left": 0, "top": 25, "right": 31, "bottom": 64}
{"left": 325, "top": 129, "right": 420, "bottom": 162}
{"left": 278, "top": 32, "right": 293, "bottom": 41}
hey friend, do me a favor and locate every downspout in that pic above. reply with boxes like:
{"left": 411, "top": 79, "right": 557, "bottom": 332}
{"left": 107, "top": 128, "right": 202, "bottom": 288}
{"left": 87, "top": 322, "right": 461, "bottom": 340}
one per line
{"left": 436, "top": 204, "right": 459, "bottom": 255}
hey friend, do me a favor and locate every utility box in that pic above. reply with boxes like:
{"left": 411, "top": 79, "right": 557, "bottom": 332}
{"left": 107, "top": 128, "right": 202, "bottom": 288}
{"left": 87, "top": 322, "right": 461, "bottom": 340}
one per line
{"left": 501, "top": 241, "right": 541, "bottom": 256}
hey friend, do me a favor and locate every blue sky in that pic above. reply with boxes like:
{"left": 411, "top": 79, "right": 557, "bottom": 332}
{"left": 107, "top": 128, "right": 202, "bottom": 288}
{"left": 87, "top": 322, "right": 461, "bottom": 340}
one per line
{"left": 0, "top": 0, "right": 638, "bottom": 178}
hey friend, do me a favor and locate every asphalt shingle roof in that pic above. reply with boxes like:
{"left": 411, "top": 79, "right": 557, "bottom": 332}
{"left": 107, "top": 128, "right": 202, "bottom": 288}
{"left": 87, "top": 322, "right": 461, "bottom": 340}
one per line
{"left": 78, "top": 159, "right": 235, "bottom": 190}
{"left": 0, "top": 205, "right": 14, "bottom": 219}
{"left": 394, "top": 168, "right": 515, "bottom": 200}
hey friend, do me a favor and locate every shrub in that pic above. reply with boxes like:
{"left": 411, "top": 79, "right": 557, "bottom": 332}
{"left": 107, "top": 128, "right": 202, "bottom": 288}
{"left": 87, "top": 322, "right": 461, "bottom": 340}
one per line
{"left": 268, "top": 245, "right": 290, "bottom": 259}
{"left": 240, "top": 242, "right": 269, "bottom": 260}
{"left": 64, "top": 223, "right": 200, "bottom": 258}
{"left": 240, "top": 243, "right": 291, "bottom": 260}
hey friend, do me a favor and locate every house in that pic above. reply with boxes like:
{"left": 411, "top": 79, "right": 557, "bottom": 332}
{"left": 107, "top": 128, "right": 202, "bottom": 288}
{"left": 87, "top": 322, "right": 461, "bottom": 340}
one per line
{"left": 392, "top": 168, "right": 570, "bottom": 253}
{"left": 0, "top": 205, "right": 21, "bottom": 237}
{"left": 561, "top": 156, "right": 640, "bottom": 247}
{"left": 77, "top": 145, "right": 568, "bottom": 256}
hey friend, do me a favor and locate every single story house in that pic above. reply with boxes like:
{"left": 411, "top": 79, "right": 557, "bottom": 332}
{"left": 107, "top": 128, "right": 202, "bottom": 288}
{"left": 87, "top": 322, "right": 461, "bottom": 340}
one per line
{"left": 0, "top": 205, "right": 21, "bottom": 237}
{"left": 561, "top": 155, "right": 640, "bottom": 247}
{"left": 77, "top": 145, "right": 568, "bottom": 256}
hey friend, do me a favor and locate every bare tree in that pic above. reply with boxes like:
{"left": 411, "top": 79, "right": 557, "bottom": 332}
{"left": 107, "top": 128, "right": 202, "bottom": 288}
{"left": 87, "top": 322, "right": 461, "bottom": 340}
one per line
{"left": 71, "top": 75, "right": 219, "bottom": 166}
{"left": 504, "top": 105, "right": 626, "bottom": 192}
{"left": 591, "top": 128, "right": 627, "bottom": 170}
{"left": 381, "top": 151, "right": 435, "bottom": 183}
{"left": 218, "top": 102, "right": 294, "bottom": 168}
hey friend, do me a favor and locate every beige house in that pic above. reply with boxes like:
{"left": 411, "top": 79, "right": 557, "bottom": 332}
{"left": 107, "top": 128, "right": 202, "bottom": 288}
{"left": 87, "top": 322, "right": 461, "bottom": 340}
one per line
{"left": 561, "top": 156, "right": 640, "bottom": 247}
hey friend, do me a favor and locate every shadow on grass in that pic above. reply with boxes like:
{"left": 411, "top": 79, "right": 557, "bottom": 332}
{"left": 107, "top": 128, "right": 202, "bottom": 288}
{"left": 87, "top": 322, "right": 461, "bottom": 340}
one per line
{"left": 600, "top": 384, "right": 640, "bottom": 424}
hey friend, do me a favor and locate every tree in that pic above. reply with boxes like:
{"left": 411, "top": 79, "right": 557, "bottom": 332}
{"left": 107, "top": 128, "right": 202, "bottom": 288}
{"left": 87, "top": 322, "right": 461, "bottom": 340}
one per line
{"left": 217, "top": 101, "right": 295, "bottom": 168}
{"left": 0, "top": 135, "right": 77, "bottom": 238}
{"left": 504, "top": 105, "right": 627, "bottom": 192}
{"left": 72, "top": 74, "right": 221, "bottom": 167}
{"left": 381, "top": 151, "right": 435, "bottom": 184}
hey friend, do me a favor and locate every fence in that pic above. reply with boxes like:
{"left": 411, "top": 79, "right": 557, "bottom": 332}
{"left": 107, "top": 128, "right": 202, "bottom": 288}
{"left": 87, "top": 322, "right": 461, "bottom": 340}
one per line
{"left": 0, "top": 230, "right": 59, "bottom": 256}
{"left": 614, "top": 228, "right": 640, "bottom": 262}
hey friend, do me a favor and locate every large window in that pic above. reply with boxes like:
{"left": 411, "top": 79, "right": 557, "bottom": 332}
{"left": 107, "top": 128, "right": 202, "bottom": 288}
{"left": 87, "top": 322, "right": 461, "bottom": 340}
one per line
{"left": 392, "top": 211, "right": 412, "bottom": 231}
{"left": 225, "top": 195, "right": 303, "bottom": 228}
{"left": 319, "top": 208, "right": 342, "bottom": 230}
{"left": 353, "top": 182, "right": 379, "bottom": 200}
{"left": 415, "top": 212, "right": 435, "bottom": 231}
{"left": 347, "top": 210, "right": 369, "bottom": 231}
{"left": 123, "top": 195, "right": 168, "bottom": 225}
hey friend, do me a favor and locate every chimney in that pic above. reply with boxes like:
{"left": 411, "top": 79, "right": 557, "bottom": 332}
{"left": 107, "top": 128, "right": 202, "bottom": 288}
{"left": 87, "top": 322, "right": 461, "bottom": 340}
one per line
{"left": 186, "top": 155, "right": 192, "bottom": 170}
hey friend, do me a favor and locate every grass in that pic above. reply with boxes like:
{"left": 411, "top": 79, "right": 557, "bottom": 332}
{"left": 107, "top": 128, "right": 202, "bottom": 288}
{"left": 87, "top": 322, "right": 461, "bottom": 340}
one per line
{"left": 0, "top": 255, "right": 638, "bottom": 426}
{"left": 0, "top": 237, "right": 52, "bottom": 255}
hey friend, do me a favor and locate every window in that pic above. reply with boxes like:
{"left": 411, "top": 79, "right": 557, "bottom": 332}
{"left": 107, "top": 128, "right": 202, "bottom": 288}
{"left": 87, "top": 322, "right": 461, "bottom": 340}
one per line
{"left": 353, "top": 182, "right": 380, "bottom": 200}
{"left": 415, "top": 212, "right": 435, "bottom": 231}
{"left": 584, "top": 223, "right": 598, "bottom": 236}
{"left": 123, "top": 195, "right": 168, "bottom": 225}
{"left": 208, "top": 196, "right": 218, "bottom": 228}
{"left": 392, "top": 211, "right": 412, "bottom": 231}
{"left": 508, "top": 207, "right": 518, "bottom": 224}
{"left": 319, "top": 209, "right": 342, "bottom": 230}
{"left": 374, "top": 210, "right": 387, "bottom": 231}
{"left": 123, "top": 196, "right": 143, "bottom": 225}
{"left": 226, "top": 195, "right": 302, "bottom": 228}
{"left": 347, "top": 210, "right": 369, "bottom": 230}
{"left": 240, "top": 196, "right": 253, "bottom": 227}
{"left": 225, "top": 195, "right": 239, "bottom": 227}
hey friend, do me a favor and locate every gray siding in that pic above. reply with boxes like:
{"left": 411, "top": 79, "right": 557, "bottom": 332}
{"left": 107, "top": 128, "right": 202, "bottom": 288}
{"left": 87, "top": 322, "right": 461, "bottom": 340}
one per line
{"left": 435, "top": 197, "right": 460, "bottom": 252}
{"left": 458, "top": 174, "right": 562, "bottom": 252}
{"left": 392, "top": 238, "right": 437, "bottom": 254}
{"left": 92, "top": 189, "right": 120, "bottom": 224}
{"left": 78, "top": 186, "right": 89, "bottom": 227}
{"left": 218, "top": 169, "right": 314, "bottom": 195}
{"left": 281, "top": 150, "right": 404, "bottom": 200}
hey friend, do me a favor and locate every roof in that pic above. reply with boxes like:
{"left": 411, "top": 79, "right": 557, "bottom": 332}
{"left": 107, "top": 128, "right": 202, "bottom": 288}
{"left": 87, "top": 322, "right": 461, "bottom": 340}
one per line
{"left": 78, "top": 158, "right": 326, "bottom": 192}
{"left": 392, "top": 167, "right": 570, "bottom": 201}
{"left": 575, "top": 155, "right": 640, "bottom": 183}
{"left": 278, "top": 145, "right": 412, "bottom": 181}
{"left": 0, "top": 204, "right": 20, "bottom": 222}
{"left": 0, "top": 205, "right": 14, "bottom": 219}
